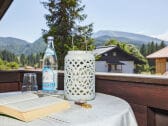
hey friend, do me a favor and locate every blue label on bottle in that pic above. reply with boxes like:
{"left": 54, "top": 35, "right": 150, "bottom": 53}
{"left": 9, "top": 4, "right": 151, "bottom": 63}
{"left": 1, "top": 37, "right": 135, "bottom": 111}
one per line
{"left": 42, "top": 67, "right": 57, "bottom": 91}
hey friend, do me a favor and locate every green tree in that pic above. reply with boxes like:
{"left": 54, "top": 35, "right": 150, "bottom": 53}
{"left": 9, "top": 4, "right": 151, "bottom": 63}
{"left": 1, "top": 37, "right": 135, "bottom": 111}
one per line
{"left": 105, "top": 39, "right": 146, "bottom": 63}
{"left": 160, "top": 41, "right": 166, "bottom": 49}
{"left": 147, "top": 43, "right": 151, "bottom": 54}
{"left": 0, "top": 58, "right": 19, "bottom": 70}
{"left": 150, "top": 41, "right": 155, "bottom": 53}
{"left": 42, "top": 0, "right": 93, "bottom": 69}
{"left": 140, "top": 44, "right": 147, "bottom": 56}
{"left": 140, "top": 41, "right": 167, "bottom": 74}
{"left": 35, "top": 53, "right": 41, "bottom": 67}
{"left": 27, "top": 54, "right": 36, "bottom": 66}
{"left": 7, "top": 62, "right": 19, "bottom": 69}
{"left": 23, "top": 53, "right": 42, "bottom": 68}
{"left": 20, "top": 54, "right": 27, "bottom": 66}
{"left": 155, "top": 43, "right": 159, "bottom": 50}
{"left": 0, "top": 50, "right": 18, "bottom": 63}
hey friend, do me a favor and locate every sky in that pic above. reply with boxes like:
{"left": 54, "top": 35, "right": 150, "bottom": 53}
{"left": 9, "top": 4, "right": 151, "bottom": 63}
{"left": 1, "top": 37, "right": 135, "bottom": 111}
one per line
{"left": 1, "top": 0, "right": 168, "bottom": 42}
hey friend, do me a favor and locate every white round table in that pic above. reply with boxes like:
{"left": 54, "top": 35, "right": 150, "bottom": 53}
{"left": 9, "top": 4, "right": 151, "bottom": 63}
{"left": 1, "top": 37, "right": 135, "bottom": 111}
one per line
{"left": 0, "top": 92, "right": 138, "bottom": 126}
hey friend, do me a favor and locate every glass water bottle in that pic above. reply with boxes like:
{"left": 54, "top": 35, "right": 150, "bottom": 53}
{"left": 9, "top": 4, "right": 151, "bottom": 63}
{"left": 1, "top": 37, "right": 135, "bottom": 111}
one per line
{"left": 42, "top": 36, "right": 58, "bottom": 93}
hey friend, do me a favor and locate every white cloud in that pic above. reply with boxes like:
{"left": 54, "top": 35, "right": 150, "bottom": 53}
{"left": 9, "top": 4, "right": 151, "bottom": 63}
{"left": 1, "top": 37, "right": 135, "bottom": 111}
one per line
{"left": 136, "top": 31, "right": 146, "bottom": 35}
{"left": 152, "top": 32, "right": 168, "bottom": 41}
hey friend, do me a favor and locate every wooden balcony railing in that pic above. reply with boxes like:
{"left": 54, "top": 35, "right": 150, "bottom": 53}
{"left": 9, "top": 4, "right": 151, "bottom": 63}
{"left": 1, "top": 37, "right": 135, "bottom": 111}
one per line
{"left": 0, "top": 70, "right": 168, "bottom": 126}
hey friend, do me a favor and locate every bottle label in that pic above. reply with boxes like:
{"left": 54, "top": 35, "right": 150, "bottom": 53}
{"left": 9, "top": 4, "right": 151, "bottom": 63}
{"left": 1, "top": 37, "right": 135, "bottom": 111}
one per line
{"left": 42, "top": 68, "right": 57, "bottom": 91}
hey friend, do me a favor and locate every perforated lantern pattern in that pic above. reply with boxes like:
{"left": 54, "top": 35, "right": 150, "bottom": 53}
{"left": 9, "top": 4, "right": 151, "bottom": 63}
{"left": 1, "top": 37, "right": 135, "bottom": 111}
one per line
{"left": 64, "top": 51, "right": 95, "bottom": 101}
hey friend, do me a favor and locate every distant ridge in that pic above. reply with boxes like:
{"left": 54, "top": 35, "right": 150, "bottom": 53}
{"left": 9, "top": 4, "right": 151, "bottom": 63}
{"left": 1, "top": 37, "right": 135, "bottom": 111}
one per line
{"left": 0, "top": 37, "right": 47, "bottom": 55}
{"left": 0, "top": 30, "right": 167, "bottom": 55}
{"left": 93, "top": 30, "right": 168, "bottom": 46}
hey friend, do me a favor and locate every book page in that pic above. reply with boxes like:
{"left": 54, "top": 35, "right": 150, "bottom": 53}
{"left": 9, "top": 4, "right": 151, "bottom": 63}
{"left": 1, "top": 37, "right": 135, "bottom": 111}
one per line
{"left": 0, "top": 93, "right": 38, "bottom": 105}
{"left": 4, "top": 96, "right": 67, "bottom": 112}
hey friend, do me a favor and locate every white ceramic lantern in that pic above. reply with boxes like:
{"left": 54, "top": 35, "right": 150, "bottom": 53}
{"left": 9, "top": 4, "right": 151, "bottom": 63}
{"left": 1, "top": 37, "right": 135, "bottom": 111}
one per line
{"left": 64, "top": 51, "right": 95, "bottom": 101}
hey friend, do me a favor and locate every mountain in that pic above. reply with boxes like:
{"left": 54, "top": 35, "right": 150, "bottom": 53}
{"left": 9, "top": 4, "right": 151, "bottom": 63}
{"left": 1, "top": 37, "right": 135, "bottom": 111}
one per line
{"left": 21, "top": 37, "right": 47, "bottom": 55}
{"left": 0, "top": 37, "right": 29, "bottom": 55}
{"left": 0, "top": 30, "right": 167, "bottom": 55}
{"left": 0, "top": 37, "right": 47, "bottom": 55}
{"left": 93, "top": 30, "right": 168, "bottom": 46}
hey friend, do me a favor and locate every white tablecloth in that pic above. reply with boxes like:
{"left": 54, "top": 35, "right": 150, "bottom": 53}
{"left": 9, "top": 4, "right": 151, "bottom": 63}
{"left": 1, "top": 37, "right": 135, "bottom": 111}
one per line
{"left": 0, "top": 92, "right": 138, "bottom": 126}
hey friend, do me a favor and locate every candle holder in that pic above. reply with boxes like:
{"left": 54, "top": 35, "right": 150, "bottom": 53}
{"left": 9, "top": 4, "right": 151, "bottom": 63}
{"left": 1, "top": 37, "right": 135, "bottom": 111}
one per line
{"left": 64, "top": 51, "right": 95, "bottom": 101}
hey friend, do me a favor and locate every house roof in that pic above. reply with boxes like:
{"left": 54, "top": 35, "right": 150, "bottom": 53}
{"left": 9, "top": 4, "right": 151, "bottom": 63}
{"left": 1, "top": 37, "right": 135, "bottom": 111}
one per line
{"left": 93, "top": 46, "right": 116, "bottom": 56}
{"left": 0, "top": 0, "right": 13, "bottom": 20}
{"left": 93, "top": 45, "right": 145, "bottom": 64}
{"left": 146, "top": 46, "right": 168, "bottom": 59}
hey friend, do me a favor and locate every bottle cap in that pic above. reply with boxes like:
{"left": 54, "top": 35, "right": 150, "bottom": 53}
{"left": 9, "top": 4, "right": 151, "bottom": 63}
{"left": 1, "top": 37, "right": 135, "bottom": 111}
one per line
{"left": 47, "top": 36, "right": 54, "bottom": 41}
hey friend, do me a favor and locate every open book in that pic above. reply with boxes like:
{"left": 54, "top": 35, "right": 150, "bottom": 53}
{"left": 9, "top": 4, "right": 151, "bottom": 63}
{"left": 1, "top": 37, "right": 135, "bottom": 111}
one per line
{"left": 0, "top": 93, "right": 70, "bottom": 122}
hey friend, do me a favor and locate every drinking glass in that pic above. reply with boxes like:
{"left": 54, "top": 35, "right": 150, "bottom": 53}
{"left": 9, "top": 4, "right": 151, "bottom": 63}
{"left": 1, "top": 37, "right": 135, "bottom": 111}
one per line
{"left": 22, "top": 73, "right": 38, "bottom": 93}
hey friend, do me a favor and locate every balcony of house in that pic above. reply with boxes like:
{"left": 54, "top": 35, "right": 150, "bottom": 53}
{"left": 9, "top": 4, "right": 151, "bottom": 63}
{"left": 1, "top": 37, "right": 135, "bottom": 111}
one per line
{"left": 0, "top": 70, "right": 168, "bottom": 126}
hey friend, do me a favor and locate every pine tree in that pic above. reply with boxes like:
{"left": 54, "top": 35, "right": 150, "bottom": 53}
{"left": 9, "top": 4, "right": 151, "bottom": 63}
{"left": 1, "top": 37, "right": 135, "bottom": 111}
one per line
{"left": 150, "top": 41, "right": 155, "bottom": 53}
{"left": 160, "top": 41, "right": 166, "bottom": 49}
{"left": 0, "top": 50, "right": 18, "bottom": 62}
{"left": 140, "top": 44, "right": 147, "bottom": 56}
{"left": 155, "top": 43, "right": 159, "bottom": 51}
{"left": 42, "top": 0, "right": 93, "bottom": 69}
{"left": 147, "top": 43, "right": 151, "bottom": 54}
{"left": 20, "top": 54, "right": 27, "bottom": 66}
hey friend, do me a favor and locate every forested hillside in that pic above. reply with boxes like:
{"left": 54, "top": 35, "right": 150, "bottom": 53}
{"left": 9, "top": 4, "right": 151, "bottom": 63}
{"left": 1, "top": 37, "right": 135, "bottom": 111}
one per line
{"left": 0, "top": 50, "right": 43, "bottom": 70}
{"left": 0, "top": 37, "right": 46, "bottom": 55}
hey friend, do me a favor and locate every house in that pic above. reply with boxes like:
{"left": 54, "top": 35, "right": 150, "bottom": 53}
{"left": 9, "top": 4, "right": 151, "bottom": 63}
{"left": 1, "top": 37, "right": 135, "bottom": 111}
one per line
{"left": 0, "top": 0, "right": 13, "bottom": 20}
{"left": 146, "top": 46, "right": 168, "bottom": 74}
{"left": 93, "top": 46, "right": 144, "bottom": 73}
